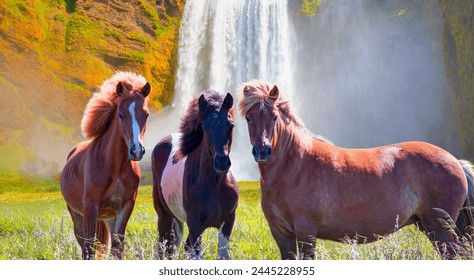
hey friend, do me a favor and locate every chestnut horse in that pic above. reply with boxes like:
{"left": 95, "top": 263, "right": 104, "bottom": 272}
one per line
{"left": 238, "top": 80, "right": 474, "bottom": 259}
{"left": 60, "top": 72, "right": 151, "bottom": 259}
{"left": 152, "top": 90, "right": 239, "bottom": 259}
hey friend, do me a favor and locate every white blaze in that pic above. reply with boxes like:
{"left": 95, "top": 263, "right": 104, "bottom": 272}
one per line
{"left": 128, "top": 102, "right": 142, "bottom": 149}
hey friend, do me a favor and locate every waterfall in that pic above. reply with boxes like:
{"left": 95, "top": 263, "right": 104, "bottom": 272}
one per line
{"left": 145, "top": 1, "right": 455, "bottom": 181}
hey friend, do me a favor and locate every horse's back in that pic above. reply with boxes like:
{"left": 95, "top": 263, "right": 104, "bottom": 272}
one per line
{"left": 152, "top": 133, "right": 187, "bottom": 222}
{"left": 332, "top": 141, "right": 467, "bottom": 208}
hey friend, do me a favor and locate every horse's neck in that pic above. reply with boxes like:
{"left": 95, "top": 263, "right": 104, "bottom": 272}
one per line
{"left": 95, "top": 118, "right": 130, "bottom": 169}
{"left": 273, "top": 119, "right": 312, "bottom": 159}
{"left": 257, "top": 121, "right": 313, "bottom": 189}
{"left": 189, "top": 137, "right": 225, "bottom": 186}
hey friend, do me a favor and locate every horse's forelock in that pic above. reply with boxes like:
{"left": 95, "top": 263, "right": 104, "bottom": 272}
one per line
{"left": 239, "top": 80, "right": 281, "bottom": 116}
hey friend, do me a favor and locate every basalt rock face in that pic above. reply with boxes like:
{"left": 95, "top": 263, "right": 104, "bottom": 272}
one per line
{"left": 0, "top": 0, "right": 183, "bottom": 176}
{"left": 440, "top": 0, "right": 474, "bottom": 160}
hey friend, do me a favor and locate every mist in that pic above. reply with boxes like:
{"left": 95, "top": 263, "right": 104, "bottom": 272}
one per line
{"left": 288, "top": 1, "right": 456, "bottom": 151}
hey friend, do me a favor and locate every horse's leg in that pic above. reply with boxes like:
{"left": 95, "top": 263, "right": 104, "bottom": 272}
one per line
{"left": 110, "top": 201, "right": 135, "bottom": 260}
{"left": 82, "top": 200, "right": 99, "bottom": 260}
{"left": 171, "top": 218, "right": 184, "bottom": 256}
{"left": 185, "top": 215, "right": 204, "bottom": 259}
{"left": 294, "top": 226, "right": 317, "bottom": 259}
{"left": 217, "top": 211, "right": 235, "bottom": 260}
{"left": 106, "top": 218, "right": 118, "bottom": 258}
{"left": 157, "top": 213, "right": 184, "bottom": 259}
{"left": 419, "top": 214, "right": 459, "bottom": 259}
{"left": 67, "top": 205, "right": 85, "bottom": 257}
{"left": 268, "top": 225, "right": 297, "bottom": 260}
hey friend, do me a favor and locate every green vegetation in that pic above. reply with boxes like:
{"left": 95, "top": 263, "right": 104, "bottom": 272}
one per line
{"left": 300, "top": 0, "right": 322, "bottom": 17}
{"left": 0, "top": 179, "right": 444, "bottom": 260}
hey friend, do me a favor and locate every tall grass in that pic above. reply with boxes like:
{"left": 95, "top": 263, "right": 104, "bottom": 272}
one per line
{"left": 0, "top": 180, "right": 461, "bottom": 260}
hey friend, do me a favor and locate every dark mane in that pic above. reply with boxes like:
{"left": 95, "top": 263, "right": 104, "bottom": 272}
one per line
{"left": 176, "top": 90, "right": 234, "bottom": 159}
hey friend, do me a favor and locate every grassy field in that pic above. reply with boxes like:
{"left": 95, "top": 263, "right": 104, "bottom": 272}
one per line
{"left": 0, "top": 177, "right": 443, "bottom": 260}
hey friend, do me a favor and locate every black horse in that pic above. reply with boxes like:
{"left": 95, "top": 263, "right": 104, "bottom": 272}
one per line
{"left": 152, "top": 90, "right": 239, "bottom": 259}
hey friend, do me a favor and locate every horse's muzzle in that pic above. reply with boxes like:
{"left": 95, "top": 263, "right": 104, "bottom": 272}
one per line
{"left": 252, "top": 144, "right": 272, "bottom": 162}
{"left": 129, "top": 143, "right": 145, "bottom": 161}
{"left": 214, "top": 154, "right": 231, "bottom": 174}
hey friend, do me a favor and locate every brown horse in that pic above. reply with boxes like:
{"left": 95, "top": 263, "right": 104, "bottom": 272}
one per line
{"left": 238, "top": 80, "right": 474, "bottom": 259}
{"left": 152, "top": 90, "right": 239, "bottom": 259}
{"left": 60, "top": 72, "right": 151, "bottom": 260}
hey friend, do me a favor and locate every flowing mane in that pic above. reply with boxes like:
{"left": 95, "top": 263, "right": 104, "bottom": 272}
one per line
{"left": 81, "top": 71, "right": 149, "bottom": 139}
{"left": 238, "top": 80, "right": 333, "bottom": 145}
{"left": 177, "top": 90, "right": 235, "bottom": 158}
{"left": 238, "top": 80, "right": 305, "bottom": 129}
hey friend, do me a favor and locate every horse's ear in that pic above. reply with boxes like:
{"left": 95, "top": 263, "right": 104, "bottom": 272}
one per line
{"left": 269, "top": 85, "right": 279, "bottom": 101}
{"left": 116, "top": 82, "right": 125, "bottom": 96}
{"left": 222, "top": 93, "right": 233, "bottom": 110}
{"left": 117, "top": 82, "right": 131, "bottom": 96}
{"left": 243, "top": 85, "right": 252, "bottom": 97}
{"left": 141, "top": 82, "right": 151, "bottom": 97}
{"left": 198, "top": 94, "right": 209, "bottom": 114}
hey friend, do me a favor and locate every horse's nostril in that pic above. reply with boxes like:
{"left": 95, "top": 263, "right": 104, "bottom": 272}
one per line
{"left": 214, "top": 155, "right": 231, "bottom": 173}
{"left": 252, "top": 145, "right": 258, "bottom": 156}
{"left": 266, "top": 146, "right": 272, "bottom": 155}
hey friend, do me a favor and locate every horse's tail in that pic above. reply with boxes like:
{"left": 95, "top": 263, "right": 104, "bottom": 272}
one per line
{"left": 95, "top": 220, "right": 111, "bottom": 260}
{"left": 456, "top": 160, "right": 474, "bottom": 237}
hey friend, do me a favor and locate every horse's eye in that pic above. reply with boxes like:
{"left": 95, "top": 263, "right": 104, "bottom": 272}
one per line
{"left": 272, "top": 116, "right": 278, "bottom": 122}
{"left": 245, "top": 116, "right": 250, "bottom": 122}
{"left": 146, "top": 114, "right": 149, "bottom": 119}
{"left": 119, "top": 113, "right": 124, "bottom": 120}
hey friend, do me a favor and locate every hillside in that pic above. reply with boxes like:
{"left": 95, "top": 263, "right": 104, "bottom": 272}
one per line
{"left": 0, "top": 0, "right": 183, "bottom": 176}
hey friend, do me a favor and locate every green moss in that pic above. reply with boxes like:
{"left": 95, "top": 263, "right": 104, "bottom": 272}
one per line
{"left": 5, "top": 0, "right": 30, "bottom": 21}
{"left": 104, "top": 28, "right": 123, "bottom": 41}
{"left": 33, "top": 0, "right": 50, "bottom": 37}
{"left": 65, "top": 13, "right": 104, "bottom": 52}
{"left": 127, "top": 32, "right": 152, "bottom": 45}
{"left": 138, "top": 0, "right": 160, "bottom": 34}
{"left": 300, "top": 0, "right": 322, "bottom": 17}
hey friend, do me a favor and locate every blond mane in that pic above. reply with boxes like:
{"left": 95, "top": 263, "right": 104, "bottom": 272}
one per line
{"left": 238, "top": 80, "right": 305, "bottom": 128}
{"left": 81, "top": 71, "right": 149, "bottom": 139}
